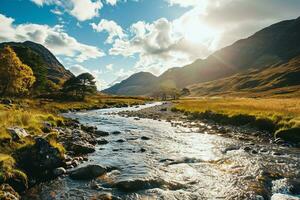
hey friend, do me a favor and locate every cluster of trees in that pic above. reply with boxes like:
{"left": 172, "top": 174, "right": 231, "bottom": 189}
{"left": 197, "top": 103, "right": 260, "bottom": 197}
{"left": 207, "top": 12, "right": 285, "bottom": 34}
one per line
{"left": 0, "top": 46, "right": 97, "bottom": 99}
{"left": 152, "top": 80, "right": 191, "bottom": 100}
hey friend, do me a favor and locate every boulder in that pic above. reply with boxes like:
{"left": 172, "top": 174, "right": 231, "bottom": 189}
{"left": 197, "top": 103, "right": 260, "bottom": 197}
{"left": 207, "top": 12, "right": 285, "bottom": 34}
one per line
{"left": 111, "top": 131, "right": 121, "bottom": 135}
{"left": 141, "top": 136, "right": 151, "bottom": 140}
{"left": 53, "top": 167, "right": 66, "bottom": 176}
{"left": 0, "top": 184, "right": 20, "bottom": 200}
{"left": 94, "top": 130, "right": 110, "bottom": 137}
{"left": 7, "top": 127, "right": 29, "bottom": 141}
{"left": 14, "top": 137, "right": 64, "bottom": 180}
{"left": 113, "top": 178, "right": 183, "bottom": 192}
{"left": 69, "top": 165, "right": 107, "bottom": 180}
{"left": 70, "top": 142, "right": 95, "bottom": 155}
{"left": 97, "top": 139, "right": 109, "bottom": 145}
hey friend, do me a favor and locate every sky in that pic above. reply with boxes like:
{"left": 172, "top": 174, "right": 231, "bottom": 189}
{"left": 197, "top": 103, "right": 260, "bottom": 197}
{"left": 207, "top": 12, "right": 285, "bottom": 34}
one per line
{"left": 0, "top": 0, "right": 300, "bottom": 90}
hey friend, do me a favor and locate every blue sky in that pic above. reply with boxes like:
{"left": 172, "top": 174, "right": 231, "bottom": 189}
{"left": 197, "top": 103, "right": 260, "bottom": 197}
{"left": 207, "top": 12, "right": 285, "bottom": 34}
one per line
{"left": 0, "top": 0, "right": 300, "bottom": 89}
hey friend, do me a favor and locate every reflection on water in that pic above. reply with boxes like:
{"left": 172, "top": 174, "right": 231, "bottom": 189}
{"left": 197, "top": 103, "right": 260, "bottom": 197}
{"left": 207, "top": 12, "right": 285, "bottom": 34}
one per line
{"left": 24, "top": 103, "right": 300, "bottom": 200}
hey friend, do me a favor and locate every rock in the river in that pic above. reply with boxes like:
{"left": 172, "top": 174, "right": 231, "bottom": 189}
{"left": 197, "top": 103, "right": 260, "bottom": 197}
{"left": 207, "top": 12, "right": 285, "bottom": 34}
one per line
{"left": 53, "top": 167, "right": 66, "bottom": 176}
{"left": 70, "top": 141, "right": 96, "bottom": 155}
{"left": 0, "top": 184, "right": 20, "bottom": 200}
{"left": 93, "top": 193, "right": 121, "bottom": 200}
{"left": 97, "top": 139, "right": 109, "bottom": 145}
{"left": 113, "top": 178, "right": 183, "bottom": 192}
{"left": 95, "top": 130, "right": 110, "bottom": 137}
{"left": 116, "top": 139, "right": 126, "bottom": 143}
{"left": 69, "top": 165, "right": 107, "bottom": 180}
{"left": 112, "top": 131, "right": 121, "bottom": 135}
{"left": 7, "top": 127, "right": 29, "bottom": 141}
{"left": 271, "top": 194, "right": 300, "bottom": 200}
{"left": 141, "top": 136, "right": 151, "bottom": 140}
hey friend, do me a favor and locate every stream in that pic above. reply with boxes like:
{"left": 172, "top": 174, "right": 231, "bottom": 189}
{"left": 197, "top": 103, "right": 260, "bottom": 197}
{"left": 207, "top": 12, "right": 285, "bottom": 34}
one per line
{"left": 24, "top": 103, "right": 300, "bottom": 200}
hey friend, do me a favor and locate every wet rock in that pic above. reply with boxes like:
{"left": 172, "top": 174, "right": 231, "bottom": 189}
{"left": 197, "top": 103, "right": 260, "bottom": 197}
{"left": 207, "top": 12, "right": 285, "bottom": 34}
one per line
{"left": 251, "top": 150, "right": 258, "bottom": 154}
{"left": 272, "top": 151, "right": 283, "bottom": 156}
{"left": 81, "top": 125, "right": 96, "bottom": 133}
{"left": 97, "top": 139, "right": 109, "bottom": 145}
{"left": 69, "top": 141, "right": 95, "bottom": 155}
{"left": 141, "top": 136, "right": 151, "bottom": 140}
{"left": 113, "top": 178, "right": 183, "bottom": 192}
{"left": 0, "top": 184, "right": 20, "bottom": 200}
{"left": 69, "top": 165, "right": 107, "bottom": 180}
{"left": 95, "top": 130, "right": 110, "bottom": 137}
{"left": 112, "top": 131, "right": 121, "bottom": 135}
{"left": 134, "top": 117, "right": 140, "bottom": 121}
{"left": 7, "top": 127, "right": 29, "bottom": 141}
{"left": 222, "top": 145, "right": 240, "bottom": 154}
{"left": 1, "top": 99, "right": 12, "bottom": 105}
{"left": 243, "top": 146, "right": 252, "bottom": 152}
{"left": 116, "top": 139, "right": 126, "bottom": 143}
{"left": 140, "top": 148, "right": 146, "bottom": 152}
{"left": 53, "top": 167, "right": 66, "bottom": 176}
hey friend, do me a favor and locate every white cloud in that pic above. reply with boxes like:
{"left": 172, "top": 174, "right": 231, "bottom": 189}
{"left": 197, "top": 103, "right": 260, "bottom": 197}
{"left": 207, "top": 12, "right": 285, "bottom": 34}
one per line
{"left": 109, "top": 17, "right": 214, "bottom": 75}
{"left": 91, "top": 19, "right": 126, "bottom": 44}
{"left": 106, "top": 0, "right": 118, "bottom": 6}
{"left": 105, "top": 64, "right": 114, "bottom": 71}
{"left": 0, "top": 14, "right": 104, "bottom": 62}
{"left": 30, "top": 0, "right": 102, "bottom": 21}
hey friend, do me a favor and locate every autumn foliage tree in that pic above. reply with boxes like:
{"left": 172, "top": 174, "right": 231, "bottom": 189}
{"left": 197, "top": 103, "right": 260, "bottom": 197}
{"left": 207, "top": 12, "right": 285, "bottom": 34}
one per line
{"left": 0, "top": 46, "right": 36, "bottom": 96}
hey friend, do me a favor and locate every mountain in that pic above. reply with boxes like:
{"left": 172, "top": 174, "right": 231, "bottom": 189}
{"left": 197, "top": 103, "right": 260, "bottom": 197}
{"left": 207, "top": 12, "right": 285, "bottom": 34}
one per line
{"left": 104, "top": 72, "right": 158, "bottom": 96}
{"left": 104, "top": 17, "right": 300, "bottom": 96}
{"left": 188, "top": 56, "right": 300, "bottom": 98}
{"left": 0, "top": 41, "right": 73, "bottom": 84}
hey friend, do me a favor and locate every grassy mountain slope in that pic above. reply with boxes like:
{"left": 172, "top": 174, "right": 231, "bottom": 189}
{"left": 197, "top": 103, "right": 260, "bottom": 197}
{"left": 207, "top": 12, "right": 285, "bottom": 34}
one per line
{"left": 188, "top": 56, "right": 300, "bottom": 98}
{"left": 0, "top": 41, "right": 74, "bottom": 84}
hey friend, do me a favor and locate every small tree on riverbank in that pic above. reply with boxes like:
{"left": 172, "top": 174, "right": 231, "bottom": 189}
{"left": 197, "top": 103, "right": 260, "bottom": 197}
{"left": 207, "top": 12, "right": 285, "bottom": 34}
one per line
{"left": 62, "top": 73, "right": 97, "bottom": 100}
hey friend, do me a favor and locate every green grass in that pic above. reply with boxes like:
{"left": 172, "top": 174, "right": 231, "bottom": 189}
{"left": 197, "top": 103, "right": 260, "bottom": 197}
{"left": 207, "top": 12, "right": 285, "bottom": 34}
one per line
{"left": 172, "top": 97, "right": 300, "bottom": 142}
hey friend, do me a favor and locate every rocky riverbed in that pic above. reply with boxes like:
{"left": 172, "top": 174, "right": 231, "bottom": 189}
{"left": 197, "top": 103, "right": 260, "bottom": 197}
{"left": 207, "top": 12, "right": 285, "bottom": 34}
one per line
{"left": 22, "top": 102, "right": 300, "bottom": 200}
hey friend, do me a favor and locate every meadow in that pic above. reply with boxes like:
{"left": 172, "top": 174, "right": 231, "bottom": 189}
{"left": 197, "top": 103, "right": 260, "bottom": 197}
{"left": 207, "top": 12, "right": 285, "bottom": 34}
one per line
{"left": 172, "top": 97, "right": 300, "bottom": 141}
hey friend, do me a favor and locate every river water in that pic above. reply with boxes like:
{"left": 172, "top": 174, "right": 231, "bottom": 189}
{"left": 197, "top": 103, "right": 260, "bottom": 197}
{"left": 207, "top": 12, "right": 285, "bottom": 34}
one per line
{"left": 24, "top": 103, "right": 300, "bottom": 200}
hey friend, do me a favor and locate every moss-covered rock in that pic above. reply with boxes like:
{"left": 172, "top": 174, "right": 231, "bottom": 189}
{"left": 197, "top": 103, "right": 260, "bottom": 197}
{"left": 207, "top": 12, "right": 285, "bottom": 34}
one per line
{"left": 13, "top": 137, "right": 64, "bottom": 182}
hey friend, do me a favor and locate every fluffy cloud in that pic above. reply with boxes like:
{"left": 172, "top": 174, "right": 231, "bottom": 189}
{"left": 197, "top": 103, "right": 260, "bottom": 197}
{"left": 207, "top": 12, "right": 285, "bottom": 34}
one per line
{"left": 106, "top": 0, "right": 118, "bottom": 6}
{"left": 91, "top": 19, "right": 126, "bottom": 43}
{"left": 30, "top": 0, "right": 102, "bottom": 21}
{"left": 109, "top": 17, "right": 213, "bottom": 75}
{"left": 166, "top": 0, "right": 202, "bottom": 7}
{"left": 0, "top": 14, "right": 104, "bottom": 62}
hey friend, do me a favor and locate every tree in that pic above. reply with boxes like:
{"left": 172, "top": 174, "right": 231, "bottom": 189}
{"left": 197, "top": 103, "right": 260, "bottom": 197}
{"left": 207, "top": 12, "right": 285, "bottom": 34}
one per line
{"left": 13, "top": 46, "right": 48, "bottom": 93}
{"left": 63, "top": 73, "right": 97, "bottom": 100}
{"left": 0, "top": 46, "right": 36, "bottom": 96}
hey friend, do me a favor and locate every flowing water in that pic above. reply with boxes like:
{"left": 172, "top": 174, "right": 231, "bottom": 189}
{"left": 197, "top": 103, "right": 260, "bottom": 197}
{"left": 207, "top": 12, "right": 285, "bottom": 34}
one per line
{"left": 24, "top": 103, "right": 300, "bottom": 200}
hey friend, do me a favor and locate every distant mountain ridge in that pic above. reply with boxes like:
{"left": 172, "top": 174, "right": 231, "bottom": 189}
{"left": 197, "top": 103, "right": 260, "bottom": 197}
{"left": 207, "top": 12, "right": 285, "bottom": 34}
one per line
{"left": 104, "top": 17, "right": 300, "bottom": 96}
{"left": 0, "top": 41, "right": 73, "bottom": 84}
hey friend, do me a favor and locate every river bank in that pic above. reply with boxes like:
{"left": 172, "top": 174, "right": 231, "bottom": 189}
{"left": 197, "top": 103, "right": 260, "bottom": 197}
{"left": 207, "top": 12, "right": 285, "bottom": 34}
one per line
{"left": 119, "top": 99, "right": 300, "bottom": 147}
{"left": 0, "top": 95, "right": 148, "bottom": 199}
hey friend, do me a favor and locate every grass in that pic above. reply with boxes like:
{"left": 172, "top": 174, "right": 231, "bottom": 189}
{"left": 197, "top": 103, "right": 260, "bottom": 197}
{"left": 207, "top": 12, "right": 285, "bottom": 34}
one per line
{"left": 172, "top": 97, "right": 300, "bottom": 142}
{"left": 0, "top": 154, "right": 28, "bottom": 189}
